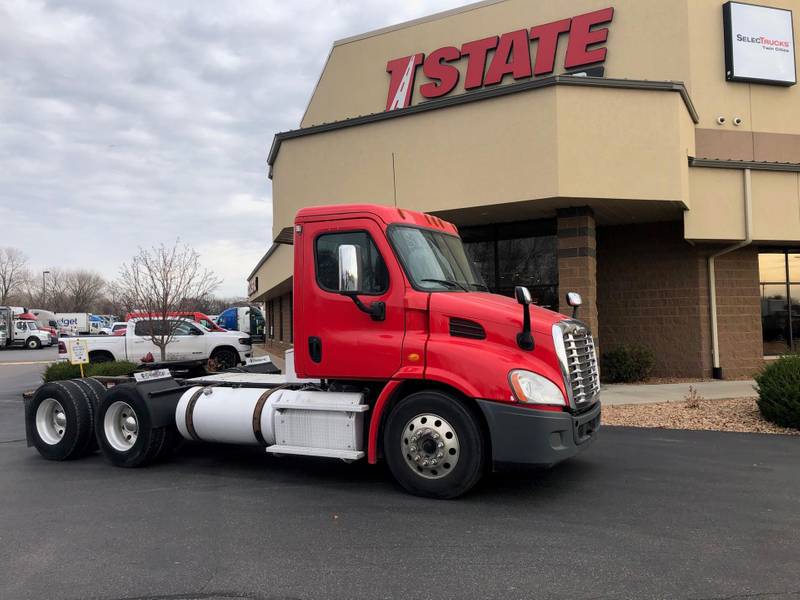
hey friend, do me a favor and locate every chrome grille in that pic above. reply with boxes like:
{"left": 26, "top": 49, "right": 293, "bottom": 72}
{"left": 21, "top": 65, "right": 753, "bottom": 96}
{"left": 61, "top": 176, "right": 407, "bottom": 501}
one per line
{"left": 562, "top": 324, "right": 600, "bottom": 406}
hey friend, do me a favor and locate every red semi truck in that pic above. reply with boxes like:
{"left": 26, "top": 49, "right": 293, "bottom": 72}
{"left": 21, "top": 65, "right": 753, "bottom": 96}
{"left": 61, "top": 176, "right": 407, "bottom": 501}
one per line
{"left": 25, "top": 204, "right": 600, "bottom": 498}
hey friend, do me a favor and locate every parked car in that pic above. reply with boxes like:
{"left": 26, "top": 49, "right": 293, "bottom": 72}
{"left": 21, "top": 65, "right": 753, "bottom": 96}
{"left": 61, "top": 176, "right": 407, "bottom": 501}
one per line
{"left": 58, "top": 318, "right": 252, "bottom": 368}
{"left": 106, "top": 322, "right": 127, "bottom": 336}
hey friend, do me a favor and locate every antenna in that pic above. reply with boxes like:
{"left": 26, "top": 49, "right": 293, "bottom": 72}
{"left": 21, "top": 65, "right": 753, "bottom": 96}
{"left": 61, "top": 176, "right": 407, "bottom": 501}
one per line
{"left": 391, "top": 152, "right": 398, "bottom": 207}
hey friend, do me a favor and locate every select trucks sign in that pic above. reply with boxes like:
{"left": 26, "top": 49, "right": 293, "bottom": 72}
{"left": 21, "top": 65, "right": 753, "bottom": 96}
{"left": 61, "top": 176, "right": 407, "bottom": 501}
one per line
{"left": 385, "top": 7, "right": 614, "bottom": 111}
{"left": 724, "top": 2, "right": 796, "bottom": 86}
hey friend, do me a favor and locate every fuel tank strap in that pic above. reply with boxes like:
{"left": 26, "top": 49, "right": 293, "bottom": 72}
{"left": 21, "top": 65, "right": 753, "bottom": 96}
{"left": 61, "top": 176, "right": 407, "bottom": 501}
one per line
{"left": 252, "top": 385, "right": 288, "bottom": 445}
{"left": 184, "top": 387, "right": 207, "bottom": 442}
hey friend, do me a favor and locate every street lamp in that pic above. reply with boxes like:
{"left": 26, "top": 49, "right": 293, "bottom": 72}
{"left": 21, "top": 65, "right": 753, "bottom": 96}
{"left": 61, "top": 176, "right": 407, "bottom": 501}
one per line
{"left": 42, "top": 271, "right": 50, "bottom": 306}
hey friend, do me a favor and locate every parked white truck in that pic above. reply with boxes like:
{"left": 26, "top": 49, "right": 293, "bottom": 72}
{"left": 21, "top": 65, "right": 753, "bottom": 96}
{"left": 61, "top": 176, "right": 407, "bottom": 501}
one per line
{"left": 58, "top": 318, "right": 253, "bottom": 368}
{"left": 0, "top": 307, "right": 52, "bottom": 349}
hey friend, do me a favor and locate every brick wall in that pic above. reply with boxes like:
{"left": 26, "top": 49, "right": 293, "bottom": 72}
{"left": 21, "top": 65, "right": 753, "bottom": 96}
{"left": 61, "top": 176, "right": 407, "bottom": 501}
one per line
{"left": 597, "top": 221, "right": 711, "bottom": 378}
{"left": 264, "top": 291, "right": 293, "bottom": 358}
{"left": 557, "top": 207, "right": 598, "bottom": 336}
{"left": 713, "top": 247, "right": 763, "bottom": 378}
{"left": 596, "top": 221, "right": 764, "bottom": 379}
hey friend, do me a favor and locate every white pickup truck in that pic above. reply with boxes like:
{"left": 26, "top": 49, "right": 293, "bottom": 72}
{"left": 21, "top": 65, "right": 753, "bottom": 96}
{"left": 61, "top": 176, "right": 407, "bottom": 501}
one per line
{"left": 58, "top": 318, "right": 253, "bottom": 368}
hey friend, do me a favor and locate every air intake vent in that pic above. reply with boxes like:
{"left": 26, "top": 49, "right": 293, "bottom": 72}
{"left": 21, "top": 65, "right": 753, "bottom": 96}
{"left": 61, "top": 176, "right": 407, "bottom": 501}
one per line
{"left": 449, "top": 318, "right": 486, "bottom": 340}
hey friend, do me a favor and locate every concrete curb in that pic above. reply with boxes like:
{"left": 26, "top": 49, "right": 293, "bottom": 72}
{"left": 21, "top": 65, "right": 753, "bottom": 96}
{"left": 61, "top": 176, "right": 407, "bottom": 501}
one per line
{"left": 602, "top": 380, "right": 757, "bottom": 406}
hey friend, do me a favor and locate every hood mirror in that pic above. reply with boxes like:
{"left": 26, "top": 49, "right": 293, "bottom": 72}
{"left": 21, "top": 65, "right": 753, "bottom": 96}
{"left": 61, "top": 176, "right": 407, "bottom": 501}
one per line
{"left": 515, "top": 286, "right": 532, "bottom": 305}
{"left": 566, "top": 292, "right": 582, "bottom": 318}
{"left": 514, "top": 286, "right": 534, "bottom": 351}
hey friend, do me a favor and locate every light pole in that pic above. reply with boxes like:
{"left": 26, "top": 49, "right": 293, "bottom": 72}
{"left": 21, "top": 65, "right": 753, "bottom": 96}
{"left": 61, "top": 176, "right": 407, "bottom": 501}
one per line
{"left": 42, "top": 271, "right": 50, "bottom": 306}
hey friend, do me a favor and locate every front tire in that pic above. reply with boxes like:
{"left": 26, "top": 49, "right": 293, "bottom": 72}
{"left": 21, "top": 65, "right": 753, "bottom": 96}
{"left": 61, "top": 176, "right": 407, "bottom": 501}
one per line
{"left": 95, "top": 384, "right": 178, "bottom": 467}
{"left": 210, "top": 348, "right": 238, "bottom": 371}
{"left": 26, "top": 337, "right": 42, "bottom": 350}
{"left": 383, "top": 390, "right": 485, "bottom": 499}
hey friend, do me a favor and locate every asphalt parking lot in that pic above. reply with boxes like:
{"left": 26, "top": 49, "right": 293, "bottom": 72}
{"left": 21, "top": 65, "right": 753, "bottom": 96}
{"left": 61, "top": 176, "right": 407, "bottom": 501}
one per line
{"left": 1, "top": 357, "right": 798, "bottom": 600}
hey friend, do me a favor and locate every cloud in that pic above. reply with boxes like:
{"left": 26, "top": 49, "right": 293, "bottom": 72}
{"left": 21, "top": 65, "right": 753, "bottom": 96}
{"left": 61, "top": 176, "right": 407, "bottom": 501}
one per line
{"left": 0, "top": 0, "right": 472, "bottom": 296}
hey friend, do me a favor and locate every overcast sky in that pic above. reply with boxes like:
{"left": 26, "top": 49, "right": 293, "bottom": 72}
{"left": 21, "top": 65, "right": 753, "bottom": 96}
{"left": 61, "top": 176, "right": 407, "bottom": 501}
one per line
{"left": 1, "top": 0, "right": 472, "bottom": 296}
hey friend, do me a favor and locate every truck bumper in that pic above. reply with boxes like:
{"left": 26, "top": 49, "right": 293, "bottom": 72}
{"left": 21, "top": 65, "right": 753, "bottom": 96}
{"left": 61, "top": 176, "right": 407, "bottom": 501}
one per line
{"left": 476, "top": 400, "right": 600, "bottom": 470}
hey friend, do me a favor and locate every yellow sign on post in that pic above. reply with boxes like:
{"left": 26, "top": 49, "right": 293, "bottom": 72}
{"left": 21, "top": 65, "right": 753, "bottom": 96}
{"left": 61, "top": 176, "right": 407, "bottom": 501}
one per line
{"left": 67, "top": 338, "right": 89, "bottom": 377}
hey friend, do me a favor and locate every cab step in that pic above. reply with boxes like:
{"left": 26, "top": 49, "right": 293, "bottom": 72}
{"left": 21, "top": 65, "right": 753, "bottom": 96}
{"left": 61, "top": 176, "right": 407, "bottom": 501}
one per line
{"left": 265, "top": 445, "right": 365, "bottom": 460}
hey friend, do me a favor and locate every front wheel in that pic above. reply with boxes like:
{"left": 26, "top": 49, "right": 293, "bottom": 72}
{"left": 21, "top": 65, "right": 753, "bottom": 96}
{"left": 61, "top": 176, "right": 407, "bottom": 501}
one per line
{"left": 383, "top": 390, "right": 485, "bottom": 499}
{"left": 26, "top": 337, "right": 42, "bottom": 350}
{"left": 210, "top": 348, "right": 238, "bottom": 371}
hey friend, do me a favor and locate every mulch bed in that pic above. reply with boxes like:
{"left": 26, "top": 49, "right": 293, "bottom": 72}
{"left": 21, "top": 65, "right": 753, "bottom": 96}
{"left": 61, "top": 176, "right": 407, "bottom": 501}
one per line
{"left": 602, "top": 397, "right": 799, "bottom": 436}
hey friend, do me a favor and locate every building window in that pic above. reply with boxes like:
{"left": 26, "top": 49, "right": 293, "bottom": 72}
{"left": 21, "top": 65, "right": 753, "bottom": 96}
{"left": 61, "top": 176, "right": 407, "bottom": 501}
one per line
{"left": 267, "top": 300, "right": 275, "bottom": 339}
{"left": 759, "top": 251, "right": 800, "bottom": 355}
{"left": 461, "top": 219, "right": 558, "bottom": 309}
{"left": 288, "top": 292, "right": 293, "bottom": 343}
{"left": 278, "top": 295, "right": 284, "bottom": 342}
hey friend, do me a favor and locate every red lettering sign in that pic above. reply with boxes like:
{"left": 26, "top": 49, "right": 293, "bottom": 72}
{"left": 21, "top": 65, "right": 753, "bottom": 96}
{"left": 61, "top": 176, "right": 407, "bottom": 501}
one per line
{"left": 385, "top": 7, "right": 614, "bottom": 111}
{"left": 385, "top": 54, "right": 424, "bottom": 110}
{"left": 420, "top": 46, "right": 461, "bottom": 98}
{"left": 485, "top": 29, "right": 532, "bottom": 85}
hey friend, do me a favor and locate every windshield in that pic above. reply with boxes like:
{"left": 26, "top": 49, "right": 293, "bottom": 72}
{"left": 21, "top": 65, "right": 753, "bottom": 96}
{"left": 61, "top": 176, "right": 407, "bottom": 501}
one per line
{"left": 389, "top": 226, "right": 488, "bottom": 292}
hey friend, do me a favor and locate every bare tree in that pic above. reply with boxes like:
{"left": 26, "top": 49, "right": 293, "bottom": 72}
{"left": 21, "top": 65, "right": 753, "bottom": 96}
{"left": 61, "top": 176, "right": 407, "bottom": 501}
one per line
{"left": 65, "top": 270, "right": 106, "bottom": 312}
{"left": 0, "top": 247, "right": 30, "bottom": 305}
{"left": 118, "top": 240, "right": 221, "bottom": 361}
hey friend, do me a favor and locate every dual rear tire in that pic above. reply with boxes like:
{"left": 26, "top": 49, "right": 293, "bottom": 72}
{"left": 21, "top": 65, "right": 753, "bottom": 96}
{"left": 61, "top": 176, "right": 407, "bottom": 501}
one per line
{"left": 94, "top": 384, "right": 180, "bottom": 467}
{"left": 28, "top": 378, "right": 106, "bottom": 460}
{"left": 28, "top": 379, "right": 179, "bottom": 467}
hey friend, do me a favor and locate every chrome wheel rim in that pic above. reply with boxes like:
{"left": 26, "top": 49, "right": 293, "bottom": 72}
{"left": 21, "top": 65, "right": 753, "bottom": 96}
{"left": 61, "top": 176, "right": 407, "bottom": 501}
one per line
{"left": 36, "top": 398, "right": 67, "bottom": 445}
{"left": 401, "top": 413, "right": 460, "bottom": 479}
{"left": 104, "top": 401, "right": 139, "bottom": 452}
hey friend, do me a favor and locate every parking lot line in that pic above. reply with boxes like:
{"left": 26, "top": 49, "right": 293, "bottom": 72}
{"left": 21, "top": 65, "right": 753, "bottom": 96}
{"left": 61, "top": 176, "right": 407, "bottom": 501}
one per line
{"left": 0, "top": 361, "right": 56, "bottom": 366}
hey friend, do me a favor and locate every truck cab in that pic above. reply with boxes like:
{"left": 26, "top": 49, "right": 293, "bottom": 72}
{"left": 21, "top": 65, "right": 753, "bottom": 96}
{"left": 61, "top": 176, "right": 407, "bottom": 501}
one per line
{"left": 10, "top": 319, "right": 51, "bottom": 349}
{"left": 216, "top": 306, "right": 266, "bottom": 342}
{"left": 291, "top": 205, "right": 600, "bottom": 494}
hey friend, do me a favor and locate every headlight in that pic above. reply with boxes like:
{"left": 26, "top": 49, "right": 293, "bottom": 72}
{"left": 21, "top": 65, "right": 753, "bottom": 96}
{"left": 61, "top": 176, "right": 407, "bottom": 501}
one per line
{"left": 508, "top": 370, "right": 566, "bottom": 406}
{"left": 238, "top": 337, "right": 252, "bottom": 345}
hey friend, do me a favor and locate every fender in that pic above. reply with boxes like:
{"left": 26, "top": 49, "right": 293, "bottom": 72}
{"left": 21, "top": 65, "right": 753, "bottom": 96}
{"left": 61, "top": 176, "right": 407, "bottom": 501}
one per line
{"left": 367, "top": 379, "right": 403, "bottom": 463}
{"left": 366, "top": 372, "right": 485, "bottom": 464}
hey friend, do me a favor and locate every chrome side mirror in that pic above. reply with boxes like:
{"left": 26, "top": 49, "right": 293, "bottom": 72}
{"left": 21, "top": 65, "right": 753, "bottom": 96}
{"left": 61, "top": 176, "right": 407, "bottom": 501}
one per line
{"left": 515, "top": 286, "right": 532, "bottom": 305}
{"left": 338, "top": 244, "right": 361, "bottom": 293}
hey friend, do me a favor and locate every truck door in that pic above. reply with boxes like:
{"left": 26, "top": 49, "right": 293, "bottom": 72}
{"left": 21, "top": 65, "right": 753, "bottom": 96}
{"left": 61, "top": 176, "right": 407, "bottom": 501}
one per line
{"left": 170, "top": 320, "right": 206, "bottom": 360}
{"left": 297, "top": 218, "right": 405, "bottom": 379}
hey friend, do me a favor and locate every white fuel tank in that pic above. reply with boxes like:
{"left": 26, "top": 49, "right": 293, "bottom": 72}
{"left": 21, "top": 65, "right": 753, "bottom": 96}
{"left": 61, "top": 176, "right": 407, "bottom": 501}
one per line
{"left": 175, "top": 386, "right": 288, "bottom": 445}
{"left": 175, "top": 386, "right": 367, "bottom": 453}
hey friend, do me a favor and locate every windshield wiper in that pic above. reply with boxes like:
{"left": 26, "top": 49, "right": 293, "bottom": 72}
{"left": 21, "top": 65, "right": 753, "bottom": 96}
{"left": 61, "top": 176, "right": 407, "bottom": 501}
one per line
{"left": 468, "top": 282, "right": 490, "bottom": 291}
{"left": 420, "top": 278, "right": 469, "bottom": 292}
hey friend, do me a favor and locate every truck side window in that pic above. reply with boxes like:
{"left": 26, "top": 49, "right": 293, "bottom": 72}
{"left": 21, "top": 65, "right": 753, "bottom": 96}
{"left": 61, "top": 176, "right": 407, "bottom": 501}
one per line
{"left": 172, "top": 321, "right": 197, "bottom": 335}
{"left": 134, "top": 321, "right": 154, "bottom": 336}
{"left": 315, "top": 231, "right": 389, "bottom": 294}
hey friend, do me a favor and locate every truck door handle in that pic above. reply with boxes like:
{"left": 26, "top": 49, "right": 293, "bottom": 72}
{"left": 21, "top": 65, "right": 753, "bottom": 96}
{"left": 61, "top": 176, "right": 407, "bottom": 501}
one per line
{"left": 308, "top": 336, "right": 322, "bottom": 363}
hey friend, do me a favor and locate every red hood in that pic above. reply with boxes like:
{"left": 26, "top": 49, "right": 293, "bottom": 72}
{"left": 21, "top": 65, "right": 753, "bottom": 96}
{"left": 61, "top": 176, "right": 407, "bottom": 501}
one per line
{"left": 428, "top": 292, "right": 565, "bottom": 335}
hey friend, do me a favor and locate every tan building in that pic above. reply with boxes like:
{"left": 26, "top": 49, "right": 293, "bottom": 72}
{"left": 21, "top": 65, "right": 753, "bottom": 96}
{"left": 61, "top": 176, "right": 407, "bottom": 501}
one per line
{"left": 248, "top": 0, "right": 800, "bottom": 378}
